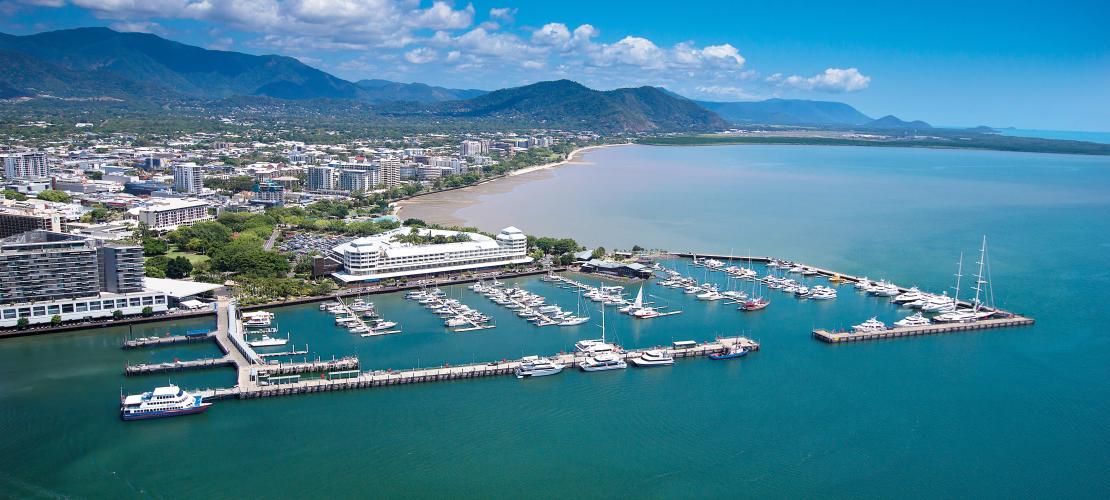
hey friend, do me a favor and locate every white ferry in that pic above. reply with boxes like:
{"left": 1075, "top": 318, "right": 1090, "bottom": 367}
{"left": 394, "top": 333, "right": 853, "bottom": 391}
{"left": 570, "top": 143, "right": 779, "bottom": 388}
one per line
{"left": 120, "top": 384, "right": 211, "bottom": 421}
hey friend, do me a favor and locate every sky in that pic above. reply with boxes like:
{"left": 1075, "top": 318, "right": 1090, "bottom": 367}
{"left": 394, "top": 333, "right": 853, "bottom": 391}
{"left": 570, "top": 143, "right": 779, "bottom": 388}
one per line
{"left": 1, "top": 0, "right": 1108, "bottom": 131}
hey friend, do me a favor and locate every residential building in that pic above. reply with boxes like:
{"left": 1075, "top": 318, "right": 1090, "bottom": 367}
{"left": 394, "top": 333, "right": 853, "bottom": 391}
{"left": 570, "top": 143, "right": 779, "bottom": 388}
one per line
{"left": 0, "top": 204, "right": 68, "bottom": 238}
{"left": 417, "top": 165, "right": 442, "bottom": 181}
{"left": 461, "top": 140, "right": 485, "bottom": 157}
{"left": 378, "top": 157, "right": 400, "bottom": 188}
{"left": 173, "top": 162, "right": 204, "bottom": 194}
{"left": 128, "top": 198, "right": 212, "bottom": 231}
{"left": 2, "top": 152, "right": 49, "bottom": 180}
{"left": 0, "top": 231, "right": 167, "bottom": 327}
{"left": 331, "top": 226, "right": 532, "bottom": 283}
{"left": 253, "top": 180, "right": 284, "bottom": 205}
{"left": 306, "top": 165, "right": 338, "bottom": 192}
{"left": 339, "top": 168, "right": 377, "bottom": 192}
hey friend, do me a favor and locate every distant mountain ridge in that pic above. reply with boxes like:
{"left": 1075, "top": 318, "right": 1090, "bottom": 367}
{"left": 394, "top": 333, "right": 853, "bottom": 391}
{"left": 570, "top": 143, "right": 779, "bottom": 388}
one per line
{"left": 864, "top": 115, "right": 933, "bottom": 129}
{"left": 355, "top": 79, "right": 486, "bottom": 103}
{"left": 421, "top": 80, "right": 728, "bottom": 133}
{"left": 695, "top": 98, "right": 873, "bottom": 126}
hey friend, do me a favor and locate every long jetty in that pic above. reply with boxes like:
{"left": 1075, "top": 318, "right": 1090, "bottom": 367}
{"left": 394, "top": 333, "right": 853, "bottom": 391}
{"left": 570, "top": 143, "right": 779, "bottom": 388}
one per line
{"left": 813, "top": 316, "right": 1035, "bottom": 343}
{"left": 122, "top": 332, "right": 216, "bottom": 349}
{"left": 196, "top": 336, "right": 759, "bottom": 401}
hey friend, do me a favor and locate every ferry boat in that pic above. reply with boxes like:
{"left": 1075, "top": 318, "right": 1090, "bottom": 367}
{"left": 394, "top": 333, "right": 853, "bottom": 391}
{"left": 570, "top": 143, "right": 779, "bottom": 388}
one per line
{"left": 120, "top": 384, "right": 211, "bottom": 421}
{"left": 242, "top": 311, "right": 274, "bottom": 327}
{"left": 630, "top": 349, "right": 674, "bottom": 367}
{"left": 578, "top": 353, "right": 627, "bottom": 372}
{"left": 515, "top": 356, "right": 565, "bottom": 378}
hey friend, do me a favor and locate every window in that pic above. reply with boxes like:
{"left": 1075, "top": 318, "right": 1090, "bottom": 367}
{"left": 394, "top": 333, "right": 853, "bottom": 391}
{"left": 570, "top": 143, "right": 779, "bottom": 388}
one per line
{"left": 2, "top": 309, "right": 15, "bottom": 319}
{"left": 142, "top": 296, "right": 153, "bottom": 306}
{"left": 155, "top": 295, "right": 166, "bottom": 304}
{"left": 61, "top": 304, "right": 74, "bottom": 313}
{"left": 128, "top": 298, "right": 140, "bottom": 307}
{"left": 89, "top": 302, "right": 102, "bottom": 311}
{"left": 33, "top": 306, "right": 46, "bottom": 316}
{"left": 47, "top": 305, "right": 60, "bottom": 315}
{"left": 76, "top": 303, "right": 88, "bottom": 312}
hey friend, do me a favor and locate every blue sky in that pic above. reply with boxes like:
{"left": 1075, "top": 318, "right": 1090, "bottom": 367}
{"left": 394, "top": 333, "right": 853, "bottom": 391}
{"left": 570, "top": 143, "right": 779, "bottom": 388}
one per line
{"left": 1, "top": 0, "right": 1108, "bottom": 131}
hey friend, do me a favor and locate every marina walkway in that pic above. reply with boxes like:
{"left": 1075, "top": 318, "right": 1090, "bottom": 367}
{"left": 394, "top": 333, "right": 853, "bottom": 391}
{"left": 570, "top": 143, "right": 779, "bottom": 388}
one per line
{"left": 813, "top": 316, "right": 1035, "bottom": 343}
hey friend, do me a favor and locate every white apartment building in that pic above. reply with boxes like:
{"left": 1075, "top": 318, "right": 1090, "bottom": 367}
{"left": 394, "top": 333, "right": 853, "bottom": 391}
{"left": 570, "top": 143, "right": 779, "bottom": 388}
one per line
{"left": 306, "top": 165, "right": 338, "bottom": 192}
{"left": 128, "top": 198, "right": 212, "bottom": 231}
{"left": 339, "top": 169, "right": 377, "bottom": 192}
{"left": 377, "top": 157, "right": 400, "bottom": 188}
{"left": 2, "top": 152, "right": 50, "bottom": 180}
{"left": 332, "top": 226, "right": 531, "bottom": 282}
{"left": 173, "top": 162, "right": 204, "bottom": 194}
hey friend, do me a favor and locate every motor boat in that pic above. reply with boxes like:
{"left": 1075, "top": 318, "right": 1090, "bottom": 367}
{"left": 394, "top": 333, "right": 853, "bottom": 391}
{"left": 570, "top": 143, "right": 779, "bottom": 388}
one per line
{"left": 852, "top": 317, "right": 888, "bottom": 333}
{"left": 630, "top": 349, "right": 674, "bottom": 367}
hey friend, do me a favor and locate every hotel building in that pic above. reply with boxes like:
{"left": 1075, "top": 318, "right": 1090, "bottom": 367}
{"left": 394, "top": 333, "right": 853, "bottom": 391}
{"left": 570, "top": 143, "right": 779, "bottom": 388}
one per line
{"left": 0, "top": 231, "right": 167, "bottom": 327}
{"left": 331, "top": 226, "right": 531, "bottom": 283}
{"left": 129, "top": 198, "right": 212, "bottom": 231}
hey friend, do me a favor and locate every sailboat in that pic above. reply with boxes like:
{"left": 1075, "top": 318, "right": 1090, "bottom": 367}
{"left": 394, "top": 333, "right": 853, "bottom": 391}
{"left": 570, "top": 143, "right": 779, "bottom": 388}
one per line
{"left": 559, "top": 287, "right": 590, "bottom": 326}
{"left": 935, "top": 236, "right": 994, "bottom": 323}
{"left": 740, "top": 253, "right": 769, "bottom": 311}
{"left": 621, "top": 286, "right": 645, "bottom": 314}
{"left": 577, "top": 306, "right": 626, "bottom": 371}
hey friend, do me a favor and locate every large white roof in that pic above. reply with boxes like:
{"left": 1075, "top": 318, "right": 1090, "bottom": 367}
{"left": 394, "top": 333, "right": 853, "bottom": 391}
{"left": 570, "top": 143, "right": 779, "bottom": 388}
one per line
{"left": 334, "top": 227, "right": 520, "bottom": 257}
{"left": 143, "top": 277, "right": 224, "bottom": 298}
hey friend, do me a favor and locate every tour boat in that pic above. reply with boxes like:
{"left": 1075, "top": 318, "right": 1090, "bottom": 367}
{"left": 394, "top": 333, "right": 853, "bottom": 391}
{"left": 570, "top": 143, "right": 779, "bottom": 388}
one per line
{"left": 515, "top": 356, "right": 565, "bottom": 378}
{"left": 852, "top": 317, "right": 888, "bottom": 333}
{"left": 247, "top": 334, "right": 288, "bottom": 347}
{"left": 709, "top": 344, "right": 748, "bottom": 360}
{"left": 242, "top": 311, "right": 273, "bottom": 327}
{"left": 630, "top": 349, "right": 674, "bottom": 367}
{"left": 894, "top": 312, "right": 932, "bottom": 327}
{"left": 578, "top": 353, "right": 628, "bottom": 372}
{"left": 120, "top": 384, "right": 211, "bottom": 421}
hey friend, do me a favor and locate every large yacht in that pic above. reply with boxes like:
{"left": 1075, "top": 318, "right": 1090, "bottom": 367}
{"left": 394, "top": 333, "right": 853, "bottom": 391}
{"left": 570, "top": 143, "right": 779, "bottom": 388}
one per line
{"left": 515, "top": 356, "right": 565, "bottom": 378}
{"left": 894, "top": 312, "right": 932, "bottom": 327}
{"left": 630, "top": 349, "right": 674, "bottom": 367}
{"left": 242, "top": 311, "right": 274, "bottom": 327}
{"left": 852, "top": 317, "right": 888, "bottom": 333}
{"left": 120, "top": 384, "right": 211, "bottom": 421}
{"left": 578, "top": 353, "right": 628, "bottom": 372}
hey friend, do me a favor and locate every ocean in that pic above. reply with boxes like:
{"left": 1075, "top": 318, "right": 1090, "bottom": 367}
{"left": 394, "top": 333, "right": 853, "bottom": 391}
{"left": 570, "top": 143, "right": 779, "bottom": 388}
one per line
{"left": 1, "top": 144, "right": 1108, "bottom": 498}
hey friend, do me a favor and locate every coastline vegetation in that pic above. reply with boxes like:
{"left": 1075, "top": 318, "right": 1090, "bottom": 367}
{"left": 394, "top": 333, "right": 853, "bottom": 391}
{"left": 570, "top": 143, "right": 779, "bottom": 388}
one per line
{"left": 636, "top": 133, "right": 1110, "bottom": 155}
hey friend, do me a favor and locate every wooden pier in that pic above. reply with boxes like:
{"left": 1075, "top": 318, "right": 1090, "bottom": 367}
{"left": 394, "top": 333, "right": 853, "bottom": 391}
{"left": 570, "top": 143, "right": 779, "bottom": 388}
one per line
{"left": 193, "top": 337, "right": 758, "bottom": 401}
{"left": 813, "top": 316, "right": 1035, "bottom": 343}
{"left": 121, "top": 333, "right": 215, "bottom": 349}
{"left": 126, "top": 357, "right": 234, "bottom": 375}
{"left": 256, "top": 357, "right": 360, "bottom": 376}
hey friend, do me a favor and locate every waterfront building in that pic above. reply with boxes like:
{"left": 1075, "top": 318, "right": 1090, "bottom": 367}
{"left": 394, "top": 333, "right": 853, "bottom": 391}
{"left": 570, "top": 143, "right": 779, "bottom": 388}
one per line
{"left": 378, "top": 157, "right": 401, "bottom": 188}
{"left": 339, "top": 168, "right": 377, "bottom": 192}
{"left": 128, "top": 198, "right": 212, "bottom": 231}
{"left": 306, "top": 165, "right": 338, "bottom": 192}
{"left": 173, "top": 162, "right": 204, "bottom": 194}
{"left": 2, "top": 152, "right": 50, "bottom": 180}
{"left": 417, "top": 165, "right": 442, "bottom": 181}
{"left": 0, "top": 231, "right": 167, "bottom": 327}
{"left": 331, "top": 226, "right": 531, "bottom": 283}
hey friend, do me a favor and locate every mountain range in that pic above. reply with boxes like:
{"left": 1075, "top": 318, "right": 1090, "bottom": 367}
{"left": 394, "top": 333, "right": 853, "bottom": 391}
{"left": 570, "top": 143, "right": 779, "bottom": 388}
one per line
{"left": 0, "top": 27, "right": 932, "bottom": 132}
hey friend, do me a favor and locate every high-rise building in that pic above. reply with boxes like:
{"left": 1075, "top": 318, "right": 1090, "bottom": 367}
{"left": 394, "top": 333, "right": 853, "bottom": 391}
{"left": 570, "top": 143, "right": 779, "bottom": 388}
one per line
{"left": 306, "top": 165, "right": 338, "bottom": 192}
{"left": 2, "top": 152, "right": 49, "bottom": 180}
{"left": 0, "top": 231, "right": 167, "bottom": 327}
{"left": 461, "top": 140, "right": 484, "bottom": 157}
{"left": 0, "top": 204, "right": 68, "bottom": 238}
{"left": 129, "top": 198, "right": 212, "bottom": 231}
{"left": 254, "top": 180, "right": 284, "bottom": 205}
{"left": 377, "top": 157, "right": 400, "bottom": 188}
{"left": 339, "top": 169, "right": 376, "bottom": 192}
{"left": 173, "top": 163, "right": 204, "bottom": 194}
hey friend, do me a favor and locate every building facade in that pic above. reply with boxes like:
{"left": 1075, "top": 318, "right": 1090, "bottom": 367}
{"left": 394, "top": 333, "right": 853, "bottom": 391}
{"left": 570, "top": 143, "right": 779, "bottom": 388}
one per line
{"left": 331, "top": 226, "right": 531, "bottom": 283}
{"left": 0, "top": 205, "right": 67, "bottom": 238}
{"left": 129, "top": 198, "right": 212, "bottom": 231}
{"left": 173, "top": 163, "right": 204, "bottom": 194}
{"left": 2, "top": 152, "right": 49, "bottom": 180}
{"left": 378, "top": 157, "right": 400, "bottom": 188}
{"left": 306, "top": 165, "right": 338, "bottom": 192}
{"left": 0, "top": 231, "right": 166, "bottom": 327}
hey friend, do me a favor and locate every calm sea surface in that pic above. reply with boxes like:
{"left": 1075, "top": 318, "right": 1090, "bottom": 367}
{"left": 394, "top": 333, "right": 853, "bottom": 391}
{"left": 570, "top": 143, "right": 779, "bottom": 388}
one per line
{"left": 1, "top": 145, "right": 1108, "bottom": 498}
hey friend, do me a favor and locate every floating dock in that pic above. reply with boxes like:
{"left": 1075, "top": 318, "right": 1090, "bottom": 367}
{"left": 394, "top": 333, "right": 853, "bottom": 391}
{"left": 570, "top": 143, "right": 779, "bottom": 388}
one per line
{"left": 121, "top": 332, "right": 215, "bottom": 349}
{"left": 813, "top": 316, "right": 1035, "bottom": 343}
{"left": 126, "top": 357, "right": 234, "bottom": 375}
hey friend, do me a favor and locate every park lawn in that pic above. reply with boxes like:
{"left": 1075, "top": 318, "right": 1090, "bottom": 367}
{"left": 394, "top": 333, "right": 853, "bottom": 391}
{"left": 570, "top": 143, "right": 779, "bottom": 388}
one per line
{"left": 158, "top": 250, "right": 210, "bottom": 264}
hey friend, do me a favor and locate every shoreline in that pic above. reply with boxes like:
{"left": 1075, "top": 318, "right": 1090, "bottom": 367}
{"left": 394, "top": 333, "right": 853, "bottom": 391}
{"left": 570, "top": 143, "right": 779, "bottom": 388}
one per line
{"left": 394, "top": 143, "right": 629, "bottom": 221}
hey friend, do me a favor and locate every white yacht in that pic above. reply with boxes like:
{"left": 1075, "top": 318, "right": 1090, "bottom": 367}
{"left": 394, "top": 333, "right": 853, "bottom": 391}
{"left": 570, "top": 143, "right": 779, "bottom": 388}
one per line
{"left": 558, "top": 316, "right": 589, "bottom": 326}
{"left": 921, "top": 294, "right": 957, "bottom": 313}
{"left": 515, "top": 356, "right": 565, "bottom": 378}
{"left": 247, "top": 334, "right": 288, "bottom": 347}
{"left": 372, "top": 320, "right": 398, "bottom": 331}
{"left": 242, "top": 311, "right": 274, "bottom": 327}
{"left": 578, "top": 353, "right": 627, "bottom": 372}
{"left": 852, "top": 317, "right": 888, "bottom": 333}
{"left": 932, "top": 310, "right": 978, "bottom": 323}
{"left": 696, "top": 288, "right": 724, "bottom": 301}
{"left": 630, "top": 349, "right": 674, "bottom": 367}
{"left": 809, "top": 287, "right": 837, "bottom": 300}
{"left": 892, "top": 287, "right": 926, "bottom": 304}
{"left": 894, "top": 312, "right": 932, "bottom": 327}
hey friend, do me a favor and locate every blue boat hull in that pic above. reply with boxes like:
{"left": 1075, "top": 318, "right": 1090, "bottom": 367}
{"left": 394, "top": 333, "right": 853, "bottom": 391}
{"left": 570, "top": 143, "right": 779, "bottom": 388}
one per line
{"left": 709, "top": 350, "right": 748, "bottom": 360}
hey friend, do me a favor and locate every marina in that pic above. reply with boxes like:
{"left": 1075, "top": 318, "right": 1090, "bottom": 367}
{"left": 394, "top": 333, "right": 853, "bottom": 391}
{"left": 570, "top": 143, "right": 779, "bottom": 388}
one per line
{"left": 405, "top": 288, "right": 495, "bottom": 332}
{"left": 813, "top": 316, "right": 1035, "bottom": 343}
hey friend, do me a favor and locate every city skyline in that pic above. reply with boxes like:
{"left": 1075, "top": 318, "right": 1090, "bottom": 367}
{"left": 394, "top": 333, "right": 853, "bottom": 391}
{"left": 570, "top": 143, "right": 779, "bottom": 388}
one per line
{"left": 1, "top": 0, "right": 1107, "bottom": 131}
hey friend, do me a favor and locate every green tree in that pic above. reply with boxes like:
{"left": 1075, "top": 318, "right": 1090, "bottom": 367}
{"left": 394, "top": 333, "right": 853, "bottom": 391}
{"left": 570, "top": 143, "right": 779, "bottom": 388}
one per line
{"left": 141, "top": 306, "right": 154, "bottom": 317}
{"left": 16, "top": 317, "right": 29, "bottom": 329}
{"left": 36, "top": 190, "right": 71, "bottom": 203}
{"left": 142, "top": 238, "right": 168, "bottom": 256}
{"left": 112, "top": 310, "right": 123, "bottom": 319}
{"left": 591, "top": 247, "right": 606, "bottom": 259}
{"left": 3, "top": 189, "right": 27, "bottom": 201}
{"left": 631, "top": 245, "right": 644, "bottom": 252}
{"left": 145, "top": 255, "right": 169, "bottom": 278}
{"left": 86, "top": 170, "right": 103, "bottom": 180}
{"left": 50, "top": 315, "right": 62, "bottom": 325}
{"left": 165, "top": 256, "right": 194, "bottom": 279}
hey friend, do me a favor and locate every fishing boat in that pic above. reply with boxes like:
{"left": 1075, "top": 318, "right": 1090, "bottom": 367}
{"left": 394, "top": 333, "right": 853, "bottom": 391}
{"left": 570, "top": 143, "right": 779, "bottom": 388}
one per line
{"left": 120, "top": 384, "right": 211, "bottom": 421}
{"left": 709, "top": 344, "right": 748, "bottom": 360}
{"left": 515, "top": 356, "right": 565, "bottom": 378}
{"left": 630, "top": 349, "right": 674, "bottom": 367}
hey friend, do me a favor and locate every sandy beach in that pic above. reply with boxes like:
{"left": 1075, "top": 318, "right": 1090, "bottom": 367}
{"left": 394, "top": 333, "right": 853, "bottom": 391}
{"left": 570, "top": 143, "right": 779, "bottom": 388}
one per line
{"left": 394, "top": 143, "right": 628, "bottom": 226}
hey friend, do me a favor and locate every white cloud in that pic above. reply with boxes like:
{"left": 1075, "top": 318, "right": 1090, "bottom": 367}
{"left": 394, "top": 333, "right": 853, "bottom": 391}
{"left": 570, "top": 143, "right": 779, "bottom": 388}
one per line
{"left": 488, "top": 7, "right": 515, "bottom": 22}
{"left": 776, "top": 67, "right": 871, "bottom": 92}
{"left": 403, "top": 47, "right": 437, "bottom": 64}
{"left": 592, "top": 36, "right": 665, "bottom": 69}
{"left": 531, "top": 22, "right": 570, "bottom": 46}
{"left": 108, "top": 20, "right": 166, "bottom": 35}
{"left": 695, "top": 85, "right": 758, "bottom": 100}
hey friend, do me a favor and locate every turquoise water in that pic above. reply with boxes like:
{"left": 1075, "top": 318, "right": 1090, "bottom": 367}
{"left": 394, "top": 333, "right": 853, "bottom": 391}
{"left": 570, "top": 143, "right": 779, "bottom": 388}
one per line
{"left": 998, "top": 128, "right": 1110, "bottom": 144}
{"left": 2, "top": 145, "right": 1109, "bottom": 498}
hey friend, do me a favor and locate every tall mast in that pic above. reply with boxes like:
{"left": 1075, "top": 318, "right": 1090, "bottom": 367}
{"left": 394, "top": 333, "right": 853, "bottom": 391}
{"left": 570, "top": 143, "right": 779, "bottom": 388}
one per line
{"left": 952, "top": 252, "right": 964, "bottom": 305}
{"left": 972, "top": 235, "right": 988, "bottom": 311}
{"left": 600, "top": 303, "right": 606, "bottom": 343}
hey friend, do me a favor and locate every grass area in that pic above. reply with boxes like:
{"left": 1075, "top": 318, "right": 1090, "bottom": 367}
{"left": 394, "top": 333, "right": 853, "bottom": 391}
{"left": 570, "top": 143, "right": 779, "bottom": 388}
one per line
{"left": 150, "top": 250, "right": 210, "bottom": 264}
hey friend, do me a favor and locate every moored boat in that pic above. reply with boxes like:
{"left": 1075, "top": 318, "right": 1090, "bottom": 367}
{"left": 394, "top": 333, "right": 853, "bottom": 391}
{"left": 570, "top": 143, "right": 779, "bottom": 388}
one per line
{"left": 120, "top": 384, "right": 211, "bottom": 420}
